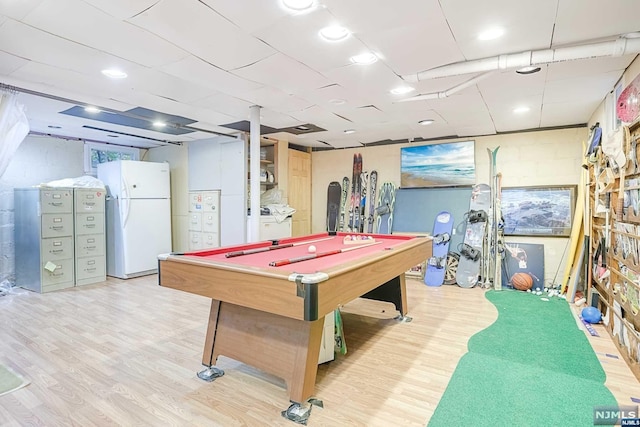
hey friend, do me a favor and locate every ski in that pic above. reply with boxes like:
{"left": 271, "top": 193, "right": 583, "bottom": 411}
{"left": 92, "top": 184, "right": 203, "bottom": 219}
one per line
{"left": 339, "top": 176, "right": 349, "bottom": 231}
{"left": 367, "top": 171, "right": 378, "bottom": 233}
{"left": 348, "top": 154, "right": 358, "bottom": 232}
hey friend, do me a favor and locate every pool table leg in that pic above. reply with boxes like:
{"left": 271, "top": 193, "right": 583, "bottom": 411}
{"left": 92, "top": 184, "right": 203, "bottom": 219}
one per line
{"left": 200, "top": 299, "right": 325, "bottom": 404}
{"left": 198, "top": 300, "right": 225, "bottom": 381}
{"left": 361, "top": 273, "right": 412, "bottom": 322}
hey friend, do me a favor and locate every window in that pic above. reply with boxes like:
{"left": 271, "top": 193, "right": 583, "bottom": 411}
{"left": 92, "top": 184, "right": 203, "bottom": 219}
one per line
{"left": 84, "top": 142, "right": 140, "bottom": 176}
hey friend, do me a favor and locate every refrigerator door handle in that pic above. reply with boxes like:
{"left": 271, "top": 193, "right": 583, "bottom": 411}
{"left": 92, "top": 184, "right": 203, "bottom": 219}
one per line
{"left": 121, "top": 197, "right": 130, "bottom": 228}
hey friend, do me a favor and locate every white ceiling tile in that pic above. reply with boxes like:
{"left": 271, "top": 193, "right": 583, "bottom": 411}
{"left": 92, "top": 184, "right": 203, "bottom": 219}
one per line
{"left": 252, "top": 8, "right": 368, "bottom": 74}
{"left": 199, "top": 0, "right": 290, "bottom": 34}
{"left": 324, "top": 61, "right": 402, "bottom": 103}
{"left": 244, "top": 86, "right": 314, "bottom": 113}
{"left": 340, "top": 105, "right": 388, "bottom": 124}
{"left": 0, "top": 50, "right": 29, "bottom": 75}
{"left": 322, "top": 0, "right": 442, "bottom": 35}
{"left": 545, "top": 56, "right": 632, "bottom": 81}
{"left": 0, "top": 0, "right": 46, "bottom": 20}
{"left": 455, "top": 124, "right": 497, "bottom": 137}
{"left": 22, "top": 0, "right": 188, "bottom": 67}
{"left": 232, "top": 53, "right": 332, "bottom": 95}
{"left": 129, "top": 0, "right": 275, "bottom": 71}
{"left": 543, "top": 71, "right": 622, "bottom": 104}
{"left": 554, "top": 0, "right": 640, "bottom": 45}
{"left": 541, "top": 100, "right": 600, "bottom": 127}
{"left": 159, "top": 56, "right": 263, "bottom": 98}
{"left": 440, "top": 0, "right": 557, "bottom": 59}
{"left": 361, "top": 16, "right": 464, "bottom": 76}
{"left": 290, "top": 105, "right": 354, "bottom": 130}
{"left": 258, "top": 110, "right": 302, "bottom": 129}
{"left": 191, "top": 92, "right": 255, "bottom": 122}
{"left": 0, "top": 19, "right": 134, "bottom": 77}
{"left": 81, "top": 0, "right": 160, "bottom": 19}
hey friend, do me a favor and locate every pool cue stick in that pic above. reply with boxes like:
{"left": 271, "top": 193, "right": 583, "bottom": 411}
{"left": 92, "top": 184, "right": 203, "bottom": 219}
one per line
{"left": 269, "top": 241, "right": 382, "bottom": 267}
{"left": 225, "top": 236, "right": 335, "bottom": 258}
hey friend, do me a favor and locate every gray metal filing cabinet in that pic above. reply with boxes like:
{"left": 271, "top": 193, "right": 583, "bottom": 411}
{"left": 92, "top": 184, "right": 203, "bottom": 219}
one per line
{"left": 15, "top": 187, "right": 75, "bottom": 292}
{"left": 74, "top": 188, "right": 106, "bottom": 285}
{"left": 188, "top": 190, "right": 220, "bottom": 250}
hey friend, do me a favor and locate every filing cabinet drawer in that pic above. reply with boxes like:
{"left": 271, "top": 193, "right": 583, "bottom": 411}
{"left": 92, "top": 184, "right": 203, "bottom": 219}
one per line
{"left": 41, "top": 213, "right": 73, "bottom": 238}
{"left": 75, "top": 234, "right": 105, "bottom": 257}
{"left": 75, "top": 190, "right": 105, "bottom": 213}
{"left": 75, "top": 213, "right": 105, "bottom": 235}
{"left": 41, "top": 236, "right": 74, "bottom": 261}
{"left": 40, "top": 189, "right": 73, "bottom": 213}
{"left": 76, "top": 255, "right": 106, "bottom": 283}
{"left": 202, "top": 213, "right": 219, "bottom": 233}
{"left": 201, "top": 232, "right": 219, "bottom": 248}
{"left": 41, "top": 258, "right": 74, "bottom": 287}
{"left": 188, "top": 213, "right": 202, "bottom": 232}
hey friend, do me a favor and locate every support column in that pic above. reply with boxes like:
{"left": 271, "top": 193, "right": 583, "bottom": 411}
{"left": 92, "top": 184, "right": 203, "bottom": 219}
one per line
{"left": 248, "top": 105, "right": 261, "bottom": 242}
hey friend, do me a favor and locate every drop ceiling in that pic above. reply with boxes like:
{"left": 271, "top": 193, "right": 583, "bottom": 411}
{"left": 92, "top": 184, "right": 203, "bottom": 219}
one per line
{"left": 0, "top": 0, "right": 639, "bottom": 149}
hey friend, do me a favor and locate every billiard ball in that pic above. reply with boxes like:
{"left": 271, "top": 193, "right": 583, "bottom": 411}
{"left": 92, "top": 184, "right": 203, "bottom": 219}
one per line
{"left": 308, "top": 245, "right": 316, "bottom": 253}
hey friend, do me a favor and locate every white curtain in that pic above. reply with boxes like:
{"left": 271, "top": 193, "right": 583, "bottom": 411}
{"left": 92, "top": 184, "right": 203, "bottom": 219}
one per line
{"left": 0, "top": 92, "right": 29, "bottom": 178}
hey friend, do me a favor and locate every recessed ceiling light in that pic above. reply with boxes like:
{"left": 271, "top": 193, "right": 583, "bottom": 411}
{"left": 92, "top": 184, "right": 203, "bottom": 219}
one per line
{"left": 101, "top": 68, "right": 127, "bottom": 79}
{"left": 513, "top": 106, "right": 530, "bottom": 114}
{"left": 350, "top": 52, "right": 378, "bottom": 65}
{"left": 153, "top": 121, "right": 167, "bottom": 128}
{"left": 418, "top": 119, "right": 435, "bottom": 126}
{"left": 47, "top": 125, "right": 61, "bottom": 129}
{"left": 390, "top": 86, "right": 415, "bottom": 95}
{"left": 478, "top": 28, "right": 504, "bottom": 41}
{"left": 344, "top": 129, "right": 356, "bottom": 134}
{"left": 296, "top": 125, "right": 310, "bottom": 131}
{"left": 84, "top": 106, "right": 100, "bottom": 113}
{"left": 281, "top": 0, "right": 315, "bottom": 12}
{"left": 516, "top": 66, "right": 541, "bottom": 75}
{"left": 329, "top": 98, "right": 346, "bottom": 105}
{"left": 319, "top": 25, "right": 350, "bottom": 42}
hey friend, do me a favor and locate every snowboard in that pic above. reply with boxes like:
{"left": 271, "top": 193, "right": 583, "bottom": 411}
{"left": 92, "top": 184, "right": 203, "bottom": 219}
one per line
{"left": 339, "top": 176, "right": 349, "bottom": 231}
{"left": 456, "top": 183, "right": 491, "bottom": 288}
{"left": 326, "top": 181, "right": 341, "bottom": 233}
{"left": 424, "top": 211, "right": 454, "bottom": 286}
{"left": 376, "top": 182, "right": 396, "bottom": 234}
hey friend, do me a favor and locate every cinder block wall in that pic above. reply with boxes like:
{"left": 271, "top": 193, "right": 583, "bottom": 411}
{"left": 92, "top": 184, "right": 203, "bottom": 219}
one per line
{"left": 0, "top": 135, "right": 84, "bottom": 283}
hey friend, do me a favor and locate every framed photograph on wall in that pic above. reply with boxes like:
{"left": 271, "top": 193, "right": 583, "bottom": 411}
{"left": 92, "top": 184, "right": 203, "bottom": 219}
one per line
{"left": 400, "top": 140, "right": 475, "bottom": 188}
{"left": 502, "top": 185, "right": 576, "bottom": 237}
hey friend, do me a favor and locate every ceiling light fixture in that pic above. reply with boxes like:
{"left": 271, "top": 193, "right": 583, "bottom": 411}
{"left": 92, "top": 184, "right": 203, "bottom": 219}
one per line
{"left": 350, "top": 52, "right": 378, "bottom": 65}
{"left": 84, "top": 106, "right": 100, "bottom": 113}
{"left": 329, "top": 98, "right": 346, "bottom": 105}
{"left": 319, "top": 25, "right": 350, "bottom": 42}
{"left": 513, "top": 106, "right": 530, "bottom": 114}
{"left": 418, "top": 119, "right": 434, "bottom": 126}
{"left": 153, "top": 121, "right": 167, "bottom": 128}
{"left": 516, "top": 66, "right": 541, "bottom": 75}
{"left": 344, "top": 129, "right": 356, "bottom": 134}
{"left": 101, "top": 68, "right": 127, "bottom": 79}
{"left": 390, "top": 86, "right": 415, "bottom": 95}
{"left": 478, "top": 27, "right": 504, "bottom": 41}
{"left": 281, "top": 0, "right": 316, "bottom": 12}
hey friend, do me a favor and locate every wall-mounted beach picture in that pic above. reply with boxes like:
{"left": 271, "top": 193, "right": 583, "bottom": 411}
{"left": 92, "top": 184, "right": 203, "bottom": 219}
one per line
{"left": 400, "top": 141, "right": 475, "bottom": 188}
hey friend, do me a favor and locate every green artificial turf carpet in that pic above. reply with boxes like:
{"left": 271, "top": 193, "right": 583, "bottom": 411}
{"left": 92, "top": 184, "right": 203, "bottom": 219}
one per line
{"left": 428, "top": 290, "right": 617, "bottom": 427}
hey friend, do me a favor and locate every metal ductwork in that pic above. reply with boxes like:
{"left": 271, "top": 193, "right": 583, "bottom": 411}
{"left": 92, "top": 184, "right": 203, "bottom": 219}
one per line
{"left": 403, "top": 36, "right": 640, "bottom": 82}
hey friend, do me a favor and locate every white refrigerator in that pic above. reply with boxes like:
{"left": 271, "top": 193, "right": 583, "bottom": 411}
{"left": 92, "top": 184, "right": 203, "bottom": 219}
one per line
{"left": 98, "top": 160, "right": 172, "bottom": 279}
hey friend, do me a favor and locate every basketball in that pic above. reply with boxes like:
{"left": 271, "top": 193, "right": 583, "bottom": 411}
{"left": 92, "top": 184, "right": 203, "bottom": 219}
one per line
{"left": 511, "top": 272, "right": 533, "bottom": 290}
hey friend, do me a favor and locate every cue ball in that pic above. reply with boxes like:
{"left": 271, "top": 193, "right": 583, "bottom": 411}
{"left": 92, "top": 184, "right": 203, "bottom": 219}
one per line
{"left": 308, "top": 245, "right": 316, "bottom": 253}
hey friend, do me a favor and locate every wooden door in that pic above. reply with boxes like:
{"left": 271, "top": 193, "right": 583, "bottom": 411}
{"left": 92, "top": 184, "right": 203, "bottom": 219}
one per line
{"left": 287, "top": 148, "right": 311, "bottom": 236}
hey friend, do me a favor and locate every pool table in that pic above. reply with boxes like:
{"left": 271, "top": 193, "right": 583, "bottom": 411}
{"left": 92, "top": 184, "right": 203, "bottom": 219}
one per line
{"left": 158, "top": 232, "right": 430, "bottom": 405}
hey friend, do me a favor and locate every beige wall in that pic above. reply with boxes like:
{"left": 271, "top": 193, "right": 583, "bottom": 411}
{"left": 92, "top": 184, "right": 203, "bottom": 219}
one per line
{"left": 311, "top": 127, "right": 587, "bottom": 288}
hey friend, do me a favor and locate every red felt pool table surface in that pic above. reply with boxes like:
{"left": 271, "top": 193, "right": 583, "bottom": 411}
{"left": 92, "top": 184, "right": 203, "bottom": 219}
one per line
{"left": 181, "top": 232, "right": 414, "bottom": 273}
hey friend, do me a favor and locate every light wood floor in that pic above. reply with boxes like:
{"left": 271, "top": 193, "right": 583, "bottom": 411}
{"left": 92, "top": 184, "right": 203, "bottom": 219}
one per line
{"left": 0, "top": 276, "right": 638, "bottom": 426}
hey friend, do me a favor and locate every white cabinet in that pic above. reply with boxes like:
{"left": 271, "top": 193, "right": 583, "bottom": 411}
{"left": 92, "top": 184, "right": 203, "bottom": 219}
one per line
{"left": 247, "top": 215, "right": 292, "bottom": 242}
{"left": 188, "top": 190, "right": 220, "bottom": 250}
{"left": 74, "top": 189, "right": 106, "bottom": 286}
